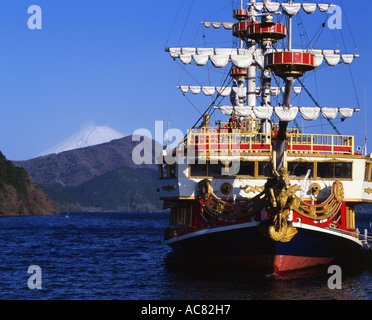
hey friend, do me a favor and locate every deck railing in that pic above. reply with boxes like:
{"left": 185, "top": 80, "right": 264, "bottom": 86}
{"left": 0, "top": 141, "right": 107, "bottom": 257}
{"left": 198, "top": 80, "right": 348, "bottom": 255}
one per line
{"left": 287, "top": 133, "right": 354, "bottom": 155}
{"left": 186, "top": 127, "right": 354, "bottom": 156}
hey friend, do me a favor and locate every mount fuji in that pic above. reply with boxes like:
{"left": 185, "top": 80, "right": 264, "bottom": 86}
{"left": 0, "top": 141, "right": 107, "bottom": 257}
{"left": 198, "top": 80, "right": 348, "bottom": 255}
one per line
{"left": 39, "top": 122, "right": 126, "bottom": 157}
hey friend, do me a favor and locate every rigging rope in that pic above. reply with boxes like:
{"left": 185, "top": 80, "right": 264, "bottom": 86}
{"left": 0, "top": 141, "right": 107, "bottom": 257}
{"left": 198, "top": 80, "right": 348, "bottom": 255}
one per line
{"left": 164, "top": 0, "right": 184, "bottom": 48}
{"left": 177, "top": 0, "right": 195, "bottom": 46}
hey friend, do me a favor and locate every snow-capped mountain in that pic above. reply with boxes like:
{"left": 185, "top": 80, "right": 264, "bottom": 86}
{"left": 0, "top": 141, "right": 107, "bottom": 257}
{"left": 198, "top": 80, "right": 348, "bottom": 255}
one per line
{"left": 39, "top": 123, "right": 126, "bottom": 156}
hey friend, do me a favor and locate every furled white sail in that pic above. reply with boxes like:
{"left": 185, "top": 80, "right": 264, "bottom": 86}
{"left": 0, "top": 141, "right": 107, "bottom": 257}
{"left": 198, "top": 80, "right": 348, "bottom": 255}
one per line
{"left": 218, "top": 106, "right": 234, "bottom": 115}
{"left": 253, "top": 106, "right": 273, "bottom": 120}
{"left": 299, "top": 107, "right": 320, "bottom": 121}
{"left": 321, "top": 108, "right": 338, "bottom": 119}
{"left": 189, "top": 86, "right": 201, "bottom": 94}
{"left": 275, "top": 107, "right": 299, "bottom": 122}
{"left": 201, "top": 87, "right": 216, "bottom": 96}
{"left": 178, "top": 86, "right": 303, "bottom": 97}
{"left": 235, "top": 106, "right": 255, "bottom": 117}
{"left": 217, "top": 87, "right": 232, "bottom": 97}
{"left": 231, "top": 55, "right": 253, "bottom": 69}
{"left": 247, "top": 3, "right": 335, "bottom": 16}
{"left": 324, "top": 54, "right": 340, "bottom": 66}
{"left": 210, "top": 55, "right": 230, "bottom": 68}
{"left": 339, "top": 108, "right": 354, "bottom": 118}
{"left": 193, "top": 55, "right": 209, "bottom": 66}
{"left": 213, "top": 106, "right": 359, "bottom": 121}
{"left": 253, "top": 3, "right": 264, "bottom": 11}
{"left": 265, "top": 2, "right": 281, "bottom": 13}
{"left": 180, "top": 54, "right": 192, "bottom": 64}
{"left": 201, "top": 22, "right": 234, "bottom": 30}
{"left": 302, "top": 3, "right": 317, "bottom": 14}
{"left": 167, "top": 48, "right": 358, "bottom": 69}
{"left": 281, "top": 3, "right": 302, "bottom": 16}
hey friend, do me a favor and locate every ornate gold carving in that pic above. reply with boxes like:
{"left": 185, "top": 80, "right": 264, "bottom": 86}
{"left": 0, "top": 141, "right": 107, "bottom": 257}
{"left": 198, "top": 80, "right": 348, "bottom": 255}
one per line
{"left": 162, "top": 185, "right": 177, "bottom": 192}
{"left": 278, "top": 167, "right": 291, "bottom": 188}
{"left": 240, "top": 185, "right": 265, "bottom": 194}
{"left": 295, "top": 181, "right": 344, "bottom": 220}
{"left": 197, "top": 179, "right": 267, "bottom": 221}
{"left": 333, "top": 180, "right": 344, "bottom": 203}
{"left": 220, "top": 182, "right": 233, "bottom": 195}
{"left": 198, "top": 179, "right": 212, "bottom": 200}
{"left": 364, "top": 188, "right": 372, "bottom": 195}
{"left": 261, "top": 169, "right": 300, "bottom": 243}
{"left": 258, "top": 219, "right": 298, "bottom": 243}
{"left": 269, "top": 220, "right": 298, "bottom": 243}
{"left": 309, "top": 182, "right": 321, "bottom": 196}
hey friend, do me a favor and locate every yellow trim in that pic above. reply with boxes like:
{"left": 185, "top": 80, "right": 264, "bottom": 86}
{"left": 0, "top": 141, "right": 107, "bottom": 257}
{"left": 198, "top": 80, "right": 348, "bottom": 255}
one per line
{"left": 364, "top": 162, "right": 372, "bottom": 182}
{"left": 286, "top": 132, "right": 354, "bottom": 155}
{"left": 160, "top": 197, "right": 197, "bottom": 200}
{"left": 346, "top": 205, "right": 355, "bottom": 230}
{"left": 187, "top": 128, "right": 354, "bottom": 158}
{"left": 287, "top": 152, "right": 362, "bottom": 159}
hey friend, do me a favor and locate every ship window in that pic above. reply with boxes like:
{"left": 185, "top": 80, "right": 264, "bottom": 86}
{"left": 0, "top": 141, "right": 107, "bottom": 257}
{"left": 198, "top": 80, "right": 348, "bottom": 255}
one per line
{"left": 317, "top": 162, "right": 352, "bottom": 179}
{"left": 317, "top": 162, "right": 334, "bottom": 178}
{"left": 258, "top": 161, "right": 273, "bottom": 177}
{"left": 335, "top": 162, "right": 351, "bottom": 179}
{"left": 208, "top": 162, "right": 226, "bottom": 177}
{"left": 160, "top": 163, "right": 177, "bottom": 179}
{"left": 364, "top": 163, "right": 372, "bottom": 181}
{"left": 365, "top": 163, "right": 369, "bottom": 181}
{"left": 288, "top": 162, "right": 314, "bottom": 178}
{"left": 190, "top": 163, "right": 207, "bottom": 177}
{"left": 237, "top": 161, "right": 255, "bottom": 177}
{"left": 190, "top": 160, "right": 271, "bottom": 178}
{"left": 189, "top": 161, "right": 225, "bottom": 177}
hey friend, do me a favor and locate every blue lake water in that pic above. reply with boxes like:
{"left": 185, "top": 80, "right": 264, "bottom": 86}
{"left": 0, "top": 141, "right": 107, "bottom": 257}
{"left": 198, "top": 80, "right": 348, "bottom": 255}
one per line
{"left": 0, "top": 212, "right": 371, "bottom": 300}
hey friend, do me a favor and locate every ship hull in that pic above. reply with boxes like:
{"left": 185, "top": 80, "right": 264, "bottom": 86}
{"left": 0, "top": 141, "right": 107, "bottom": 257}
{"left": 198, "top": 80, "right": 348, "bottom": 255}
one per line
{"left": 163, "top": 222, "right": 363, "bottom": 274}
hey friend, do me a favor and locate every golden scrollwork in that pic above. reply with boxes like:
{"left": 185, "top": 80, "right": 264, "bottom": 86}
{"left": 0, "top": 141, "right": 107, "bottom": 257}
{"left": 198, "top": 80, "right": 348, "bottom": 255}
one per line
{"left": 240, "top": 185, "right": 265, "bottom": 194}
{"left": 333, "top": 180, "right": 344, "bottom": 203}
{"left": 365, "top": 188, "right": 372, "bottom": 195}
{"left": 294, "top": 180, "right": 344, "bottom": 220}
{"left": 197, "top": 179, "right": 267, "bottom": 221}
{"left": 161, "top": 185, "right": 177, "bottom": 192}
{"left": 309, "top": 182, "right": 321, "bottom": 196}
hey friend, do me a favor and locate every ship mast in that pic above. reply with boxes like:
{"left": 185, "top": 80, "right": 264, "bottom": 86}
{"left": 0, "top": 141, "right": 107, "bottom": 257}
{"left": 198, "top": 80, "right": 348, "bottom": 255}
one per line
{"left": 260, "top": 0, "right": 274, "bottom": 134}
{"left": 166, "top": 0, "right": 360, "bottom": 160}
{"left": 247, "top": 0, "right": 257, "bottom": 110}
{"left": 276, "top": 0, "right": 294, "bottom": 171}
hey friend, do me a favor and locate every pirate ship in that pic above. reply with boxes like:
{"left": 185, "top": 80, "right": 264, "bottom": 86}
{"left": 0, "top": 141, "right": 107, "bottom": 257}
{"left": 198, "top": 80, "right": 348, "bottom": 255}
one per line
{"left": 158, "top": 0, "right": 370, "bottom": 273}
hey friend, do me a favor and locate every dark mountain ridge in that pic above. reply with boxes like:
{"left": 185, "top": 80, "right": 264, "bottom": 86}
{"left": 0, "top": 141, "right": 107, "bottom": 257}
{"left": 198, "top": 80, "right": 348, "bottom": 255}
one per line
{"left": 0, "top": 151, "right": 57, "bottom": 216}
{"left": 14, "top": 135, "right": 163, "bottom": 212}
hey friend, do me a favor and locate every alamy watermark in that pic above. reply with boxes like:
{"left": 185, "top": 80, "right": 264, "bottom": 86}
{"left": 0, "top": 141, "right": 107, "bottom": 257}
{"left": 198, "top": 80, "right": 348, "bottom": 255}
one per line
{"left": 327, "top": 265, "right": 342, "bottom": 289}
{"left": 27, "top": 5, "right": 42, "bottom": 30}
{"left": 327, "top": 5, "right": 342, "bottom": 30}
{"left": 131, "top": 121, "right": 242, "bottom": 175}
{"left": 27, "top": 265, "right": 42, "bottom": 290}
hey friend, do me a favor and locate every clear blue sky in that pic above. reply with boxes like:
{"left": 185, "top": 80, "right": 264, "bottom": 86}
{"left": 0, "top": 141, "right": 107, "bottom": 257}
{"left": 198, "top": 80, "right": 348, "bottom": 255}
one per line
{"left": 0, "top": 0, "right": 370, "bottom": 160}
